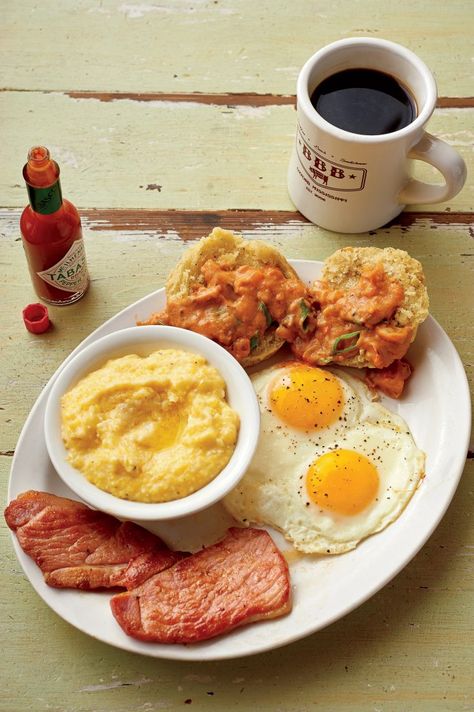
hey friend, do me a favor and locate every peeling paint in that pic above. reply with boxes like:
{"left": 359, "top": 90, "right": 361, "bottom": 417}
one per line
{"left": 111, "top": 229, "right": 182, "bottom": 243}
{"left": 183, "top": 673, "right": 215, "bottom": 683}
{"left": 86, "top": 4, "right": 111, "bottom": 13}
{"left": 274, "top": 66, "right": 300, "bottom": 74}
{"left": 438, "top": 130, "right": 474, "bottom": 147}
{"left": 48, "top": 145, "right": 79, "bottom": 169}
{"left": 80, "top": 676, "right": 152, "bottom": 692}
{"left": 230, "top": 105, "right": 273, "bottom": 120}
{"left": 117, "top": 2, "right": 236, "bottom": 19}
{"left": 119, "top": 3, "right": 174, "bottom": 19}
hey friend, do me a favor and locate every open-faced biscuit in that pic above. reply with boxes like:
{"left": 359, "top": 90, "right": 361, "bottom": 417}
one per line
{"left": 166, "top": 227, "right": 301, "bottom": 367}
{"left": 318, "top": 246, "right": 429, "bottom": 368}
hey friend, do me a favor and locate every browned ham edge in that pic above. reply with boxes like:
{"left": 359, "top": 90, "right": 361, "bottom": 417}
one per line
{"left": 4, "top": 491, "right": 183, "bottom": 590}
{"left": 110, "top": 527, "right": 292, "bottom": 644}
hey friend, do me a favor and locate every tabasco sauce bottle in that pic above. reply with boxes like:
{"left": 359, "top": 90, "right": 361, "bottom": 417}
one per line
{"left": 20, "top": 146, "right": 89, "bottom": 304}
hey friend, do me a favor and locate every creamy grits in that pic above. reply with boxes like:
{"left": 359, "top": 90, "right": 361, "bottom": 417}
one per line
{"left": 60, "top": 348, "right": 239, "bottom": 502}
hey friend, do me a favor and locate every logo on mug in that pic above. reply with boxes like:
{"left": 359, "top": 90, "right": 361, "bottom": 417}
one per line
{"left": 297, "top": 124, "right": 367, "bottom": 192}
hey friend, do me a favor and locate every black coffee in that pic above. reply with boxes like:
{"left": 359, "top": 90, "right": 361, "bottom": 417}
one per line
{"left": 310, "top": 68, "right": 416, "bottom": 135}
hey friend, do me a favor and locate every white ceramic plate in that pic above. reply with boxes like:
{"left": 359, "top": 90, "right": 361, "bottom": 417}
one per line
{"left": 7, "top": 260, "right": 471, "bottom": 661}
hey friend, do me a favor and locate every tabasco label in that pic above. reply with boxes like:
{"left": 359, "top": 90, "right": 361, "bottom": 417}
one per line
{"left": 37, "top": 238, "right": 89, "bottom": 293}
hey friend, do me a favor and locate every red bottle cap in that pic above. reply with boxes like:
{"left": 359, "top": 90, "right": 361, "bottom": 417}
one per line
{"left": 22, "top": 303, "right": 51, "bottom": 334}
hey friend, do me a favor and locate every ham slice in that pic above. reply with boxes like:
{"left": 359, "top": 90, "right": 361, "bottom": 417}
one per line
{"left": 4, "top": 491, "right": 183, "bottom": 590}
{"left": 6, "top": 493, "right": 292, "bottom": 644}
{"left": 110, "top": 527, "right": 292, "bottom": 644}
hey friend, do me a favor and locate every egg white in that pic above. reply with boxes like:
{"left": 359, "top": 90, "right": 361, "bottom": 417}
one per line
{"left": 223, "top": 364, "right": 425, "bottom": 554}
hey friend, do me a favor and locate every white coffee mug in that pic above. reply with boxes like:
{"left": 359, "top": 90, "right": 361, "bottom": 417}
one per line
{"left": 287, "top": 38, "right": 467, "bottom": 233}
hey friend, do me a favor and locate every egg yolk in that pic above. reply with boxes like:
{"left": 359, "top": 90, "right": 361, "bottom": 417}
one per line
{"left": 269, "top": 365, "right": 344, "bottom": 430}
{"left": 306, "top": 449, "right": 379, "bottom": 515}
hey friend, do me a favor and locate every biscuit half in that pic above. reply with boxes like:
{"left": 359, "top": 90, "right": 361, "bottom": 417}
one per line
{"left": 166, "top": 227, "right": 300, "bottom": 367}
{"left": 319, "top": 246, "right": 429, "bottom": 368}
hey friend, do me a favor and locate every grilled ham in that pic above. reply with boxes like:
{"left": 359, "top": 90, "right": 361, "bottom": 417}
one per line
{"left": 5, "top": 491, "right": 183, "bottom": 590}
{"left": 110, "top": 527, "right": 291, "bottom": 644}
{"left": 6, "top": 493, "right": 292, "bottom": 644}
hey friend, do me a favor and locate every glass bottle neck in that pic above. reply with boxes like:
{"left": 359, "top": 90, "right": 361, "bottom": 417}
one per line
{"left": 24, "top": 177, "right": 63, "bottom": 215}
{"left": 23, "top": 146, "right": 64, "bottom": 215}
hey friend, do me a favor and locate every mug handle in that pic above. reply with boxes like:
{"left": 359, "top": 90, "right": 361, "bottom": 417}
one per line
{"left": 399, "top": 132, "right": 467, "bottom": 205}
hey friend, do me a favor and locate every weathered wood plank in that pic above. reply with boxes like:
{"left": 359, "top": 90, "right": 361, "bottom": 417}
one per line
{"left": 2, "top": 0, "right": 473, "bottom": 97}
{"left": 79, "top": 208, "right": 474, "bottom": 232}
{"left": 2, "top": 92, "right": 472, "bottom": 212}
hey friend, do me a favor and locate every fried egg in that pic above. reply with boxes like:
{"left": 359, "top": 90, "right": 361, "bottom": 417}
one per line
{"left": 223, "top": 362, "right": 425, "bottom": 554}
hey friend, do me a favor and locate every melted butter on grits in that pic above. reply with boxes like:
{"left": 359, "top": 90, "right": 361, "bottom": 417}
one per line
{"left": 60, "top": 349, "right": 239, "bottom": 503}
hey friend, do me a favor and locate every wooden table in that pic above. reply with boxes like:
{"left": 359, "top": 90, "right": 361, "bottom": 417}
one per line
{"left": 1, "top": 2, "right": 473, "bottom": 710}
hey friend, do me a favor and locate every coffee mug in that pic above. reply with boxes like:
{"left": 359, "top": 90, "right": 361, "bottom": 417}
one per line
{"left": 287, "top": 37, "right": 467, "bottom": 233}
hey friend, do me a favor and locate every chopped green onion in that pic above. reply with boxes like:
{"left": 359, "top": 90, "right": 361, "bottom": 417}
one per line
{"left": 299, "top": 300, "right": 310, "bottom": 331}
{"left": 331, "top": 330, "right": 361, "bottom": 355}
{"left": 250, "top": 333, "right": 260, "bottom": 351}
{"left": 258, "top": 301, "right": 272, "bottom": 327}
{"left": 299, "top": 300, "right": 310, "bottom": 319}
